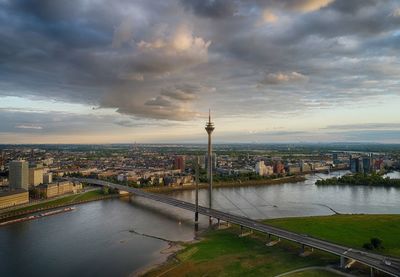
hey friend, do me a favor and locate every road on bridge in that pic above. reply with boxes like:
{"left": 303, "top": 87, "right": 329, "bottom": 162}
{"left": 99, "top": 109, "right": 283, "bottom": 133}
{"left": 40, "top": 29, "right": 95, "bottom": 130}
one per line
{"left": 70, "top": 178, "right": 400, "bottom": 277}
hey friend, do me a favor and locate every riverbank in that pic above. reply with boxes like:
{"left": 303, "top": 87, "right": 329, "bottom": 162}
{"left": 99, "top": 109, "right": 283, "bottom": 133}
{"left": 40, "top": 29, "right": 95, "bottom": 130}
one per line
{"left": 266, "top": 214, "right": 400, "bottom": 258}
{"left": 0, "top": 190, "right": 127, "bottom": 222}
{"left": 316, "top": 173, "right": 400, "bottom": 187}
{"left": 141, "top": 225, "right": 341, "bottom": 277}
{"left": 144, "top": 175, "right": 306, "bottom": 193}
{"left": 141, "top": 214, "right": 400, "bottom": 276}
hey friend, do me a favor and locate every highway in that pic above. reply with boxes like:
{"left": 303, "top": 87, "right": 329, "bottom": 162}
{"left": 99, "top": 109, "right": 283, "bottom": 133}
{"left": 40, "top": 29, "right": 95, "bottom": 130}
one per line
{"left": 71, "top": 178, "right": 400, "bottom": 277}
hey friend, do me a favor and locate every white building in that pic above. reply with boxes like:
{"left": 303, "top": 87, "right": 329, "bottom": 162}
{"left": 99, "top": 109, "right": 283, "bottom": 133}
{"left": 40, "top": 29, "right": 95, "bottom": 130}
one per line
{"left": 255, "top": 161, "right": 274, "bottom": 176}
{"left": 29, "top": 167, "right": 44, "bottom": 186}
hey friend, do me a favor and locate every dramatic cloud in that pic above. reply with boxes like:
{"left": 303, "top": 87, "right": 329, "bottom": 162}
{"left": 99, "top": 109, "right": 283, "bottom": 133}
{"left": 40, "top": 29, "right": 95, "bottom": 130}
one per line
{"left": 1, "top": 0, "right": 400, "bottom": 142}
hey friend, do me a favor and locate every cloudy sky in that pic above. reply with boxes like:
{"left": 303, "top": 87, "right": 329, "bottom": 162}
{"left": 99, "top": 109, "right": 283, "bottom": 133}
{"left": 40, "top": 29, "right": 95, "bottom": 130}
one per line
{"left": 1, "top": 0, "right": 400, "bottom": 144}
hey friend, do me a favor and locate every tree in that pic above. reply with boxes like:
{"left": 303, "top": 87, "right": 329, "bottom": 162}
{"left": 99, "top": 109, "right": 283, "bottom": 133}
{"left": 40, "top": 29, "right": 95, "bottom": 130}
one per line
{"left": 370, "top": 238, "right": 383, "bottom": 249}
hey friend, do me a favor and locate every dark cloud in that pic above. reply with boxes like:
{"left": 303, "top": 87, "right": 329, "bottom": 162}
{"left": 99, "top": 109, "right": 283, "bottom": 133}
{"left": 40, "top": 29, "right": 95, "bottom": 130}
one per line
{"left": 0, "top": 0, "right": 400, "bottom": 128}
{"left": 180, "top": 0, "right": 236, "bottom": 18}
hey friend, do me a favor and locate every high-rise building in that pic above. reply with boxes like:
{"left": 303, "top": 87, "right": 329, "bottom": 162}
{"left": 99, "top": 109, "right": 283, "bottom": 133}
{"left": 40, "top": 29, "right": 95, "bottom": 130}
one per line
{"left": 362, "top": 157, "right": 372, "bottom": 173}
{"left": 29, "top": 167, "right": 44, "bottom": 186}
{"left": 9, "top": 160, "right": 29, "bottom": 190}
{"left": 332, "top": 153, "right": 339, "bottom": 164}
{"left": 255, "top": 161, "right": 266, "bottom": 176}
{"left": 173, "top": 156, "right": 186, "bottom": 172}
{"left": 350, "top": 157, "right": 358, "bottom": 173}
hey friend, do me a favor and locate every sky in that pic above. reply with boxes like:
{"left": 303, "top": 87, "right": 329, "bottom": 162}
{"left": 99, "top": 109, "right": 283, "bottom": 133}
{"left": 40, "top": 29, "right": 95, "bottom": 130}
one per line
{"left": 1, "top": 0, "right": 400, "bottom": 144}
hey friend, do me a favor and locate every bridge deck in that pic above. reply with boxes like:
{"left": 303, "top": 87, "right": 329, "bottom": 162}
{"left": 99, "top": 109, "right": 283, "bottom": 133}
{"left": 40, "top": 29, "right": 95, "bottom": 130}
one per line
{"left": 72, "top": 178, "right": 400, "bottom": 277}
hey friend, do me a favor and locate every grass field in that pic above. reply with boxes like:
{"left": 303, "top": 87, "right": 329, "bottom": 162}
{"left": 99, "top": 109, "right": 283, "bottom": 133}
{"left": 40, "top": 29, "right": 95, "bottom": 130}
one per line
{"left": 145, "top": 228, "right": 340, "bottom": 277}
{"left": 265, "top": 214, "right": 400, "bottom": 258}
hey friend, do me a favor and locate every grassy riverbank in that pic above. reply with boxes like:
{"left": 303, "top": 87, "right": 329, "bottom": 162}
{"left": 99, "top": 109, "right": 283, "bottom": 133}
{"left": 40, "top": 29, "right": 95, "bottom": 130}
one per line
{"left": 266, "top": 214, "right": 400, "bottom": 258}
{"left": 0, "top": 189, "right": 122, "bottom": 220}
{"left": 144, "top": 214, "right": 400, "bottom": 276}
{"left": 144, "top": 227, "right": 340, "bottom": 277}
{"left": 144, "top": 175, "right": 306, "bottom": 193}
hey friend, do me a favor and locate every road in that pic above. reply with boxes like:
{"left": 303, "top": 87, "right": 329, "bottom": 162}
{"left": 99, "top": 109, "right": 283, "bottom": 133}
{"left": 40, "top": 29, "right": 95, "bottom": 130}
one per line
{"left": 71, "top": 178, "right": 400, "bottom": 277}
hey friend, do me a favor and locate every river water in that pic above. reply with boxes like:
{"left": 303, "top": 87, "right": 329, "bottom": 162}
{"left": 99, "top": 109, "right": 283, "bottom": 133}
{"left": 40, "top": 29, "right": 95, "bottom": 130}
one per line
{"left": 1, "top": 171, "right": 400, "bottom": 277}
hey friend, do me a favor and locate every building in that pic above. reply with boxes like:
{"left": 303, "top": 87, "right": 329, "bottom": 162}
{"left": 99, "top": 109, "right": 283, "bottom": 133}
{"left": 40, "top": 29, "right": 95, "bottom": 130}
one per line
{"left": 287, "top": 165, "right": 301, "bottom": 174}
{"left": 29, "top": 167, "right": 44, "bottom": 186}
{"left": 332, "top": 153, "right": 339, "bottom": 165}
{"left": 173, "top": 156, "right": 186, "bottom": 172}
{"left": 255, "top": 161, "right": 274, "bottom": 176}
{"left": 350, "top": 157, "right": 365, "bottom": 173}
{"left": 9, "top": 160, "right": 29, "bottom": 190}
{"left": 362, "top": 157, "right": 372, "bottom": 173}
{"left": 43, "top": 173, "right": 52, "bottom": 184}
{"left": 273, "top": 161, "right": 285, "bottom": 174}
{"left": 37, "top": 181, "right": 82, "bottom": 199}
{"left": 300, "top": 162, "right": 312, "bottom": 172}
{"left": 0, "top": 189, "right": 29, "bottom": 209}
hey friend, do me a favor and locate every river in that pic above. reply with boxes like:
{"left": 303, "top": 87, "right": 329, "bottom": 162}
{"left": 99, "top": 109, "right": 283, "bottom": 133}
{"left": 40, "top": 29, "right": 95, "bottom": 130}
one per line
{"left": 1, "top": 171, "right": 400, "bottom": 277}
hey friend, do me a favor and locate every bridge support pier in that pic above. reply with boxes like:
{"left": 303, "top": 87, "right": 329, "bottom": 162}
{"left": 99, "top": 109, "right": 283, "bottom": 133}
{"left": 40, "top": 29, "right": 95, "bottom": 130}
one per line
{"left": 194, "top": 212, "right": 199, "bottom": 231}
{"left": 340, "top": 256, "right": 345, "bottom": 268}
{"left": 370, "top": 267, "right": 374, "bottom": 277}
{"left": 239, "top": 225, "right": 253, "bottom": 237}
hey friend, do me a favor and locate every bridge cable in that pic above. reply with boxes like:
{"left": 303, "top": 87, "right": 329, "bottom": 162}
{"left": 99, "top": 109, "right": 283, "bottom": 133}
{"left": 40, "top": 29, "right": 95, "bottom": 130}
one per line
{"left": 216, "top": 189, "right": 251, "bottom": 218}
{"left": 232, "top": 189, "right": 268, "bottom": 218}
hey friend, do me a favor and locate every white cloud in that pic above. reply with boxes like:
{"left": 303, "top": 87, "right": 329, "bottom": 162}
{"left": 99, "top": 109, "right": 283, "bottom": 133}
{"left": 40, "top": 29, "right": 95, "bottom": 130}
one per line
{"left": 15, "top": 124, "right": 43, "bottom": 130}
{"left": 137, "top": 25, "right": 211, "bottom": 57}
{"left": 289, "top": 0, "right": 335, "bottom": 13}
{"left": 261, "top": 9, "right": 278, "bottom": 24}
{"left": 260, "top": 72, "right": 309, "bottom": 85}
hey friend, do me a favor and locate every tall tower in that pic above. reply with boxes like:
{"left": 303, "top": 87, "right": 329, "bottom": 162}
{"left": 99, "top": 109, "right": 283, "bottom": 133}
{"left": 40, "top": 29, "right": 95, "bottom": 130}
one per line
{"left": 9, "top": 160, "right": 29, "bottom": 190}
{"left": 205, "top": 110, "right": 215, "bottom": 209}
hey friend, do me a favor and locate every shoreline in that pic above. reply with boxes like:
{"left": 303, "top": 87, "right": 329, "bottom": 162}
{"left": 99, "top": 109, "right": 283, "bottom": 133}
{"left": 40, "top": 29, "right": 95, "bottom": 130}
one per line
{"left": 0, "top": 193, "right": 127, "bottom": 222}
{"left": 0, "top": 175, "right": 305, "bottom": 221}
{"left": 130, "top": 228, "right": 206, "bottom": 277}
{"left": 138, "top": 214, "right": 400, "bottom": 277}
{"left": 144, "top": 175, "right": 306, "bottom": 193}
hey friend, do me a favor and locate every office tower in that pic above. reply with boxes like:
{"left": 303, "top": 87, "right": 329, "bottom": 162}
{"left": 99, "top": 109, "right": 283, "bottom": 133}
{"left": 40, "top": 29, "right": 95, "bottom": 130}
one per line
{"left": 173, "top": 156, "right": 186, "bottom": 172}
{"left": 9, "top": 160, "right": 29, "bottom": 190}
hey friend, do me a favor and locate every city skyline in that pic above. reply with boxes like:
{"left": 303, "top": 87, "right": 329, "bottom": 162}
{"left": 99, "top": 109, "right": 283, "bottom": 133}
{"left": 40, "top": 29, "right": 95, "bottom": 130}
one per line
{"left": 1, "top": 0, "right": 400, "bottom": 144}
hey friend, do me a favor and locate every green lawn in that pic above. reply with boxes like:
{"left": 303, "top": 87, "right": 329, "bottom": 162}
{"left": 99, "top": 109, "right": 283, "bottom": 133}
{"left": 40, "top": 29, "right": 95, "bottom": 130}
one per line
{"left": 145, "top": 228, "right": 338, "bottom": 277}
{"left": 265, "top": 214, "right": 400, "bottom": 257}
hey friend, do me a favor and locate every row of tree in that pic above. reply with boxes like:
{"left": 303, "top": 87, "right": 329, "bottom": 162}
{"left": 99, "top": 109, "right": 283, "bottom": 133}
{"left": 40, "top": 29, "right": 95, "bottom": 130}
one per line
{"left": 315, "top": 173, "right": 400, "bottom": 187}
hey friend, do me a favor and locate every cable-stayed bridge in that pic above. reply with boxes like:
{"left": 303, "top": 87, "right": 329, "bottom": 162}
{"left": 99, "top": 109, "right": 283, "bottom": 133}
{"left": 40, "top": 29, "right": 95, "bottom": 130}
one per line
{"left": 70, "top": 178, "right": 400, "bottom": 277}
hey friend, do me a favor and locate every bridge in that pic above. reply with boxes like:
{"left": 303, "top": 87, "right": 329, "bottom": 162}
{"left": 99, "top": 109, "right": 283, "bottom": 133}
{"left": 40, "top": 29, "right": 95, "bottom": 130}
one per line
{"left": 71, "top": 178, "right": 400, "bottom": 277}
